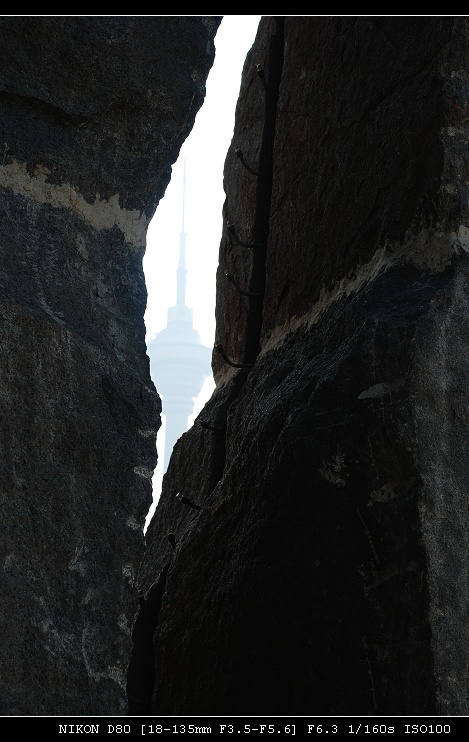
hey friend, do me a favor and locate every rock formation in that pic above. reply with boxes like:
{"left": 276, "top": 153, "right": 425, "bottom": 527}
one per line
{"left": 3, "top": 14, "right": 469, "bottom": 719}
{"left": 0, "top": 15, "right": 220, "bottom": 715}
{"left": 138, "top": 17, "right": 469, "bottom": 716}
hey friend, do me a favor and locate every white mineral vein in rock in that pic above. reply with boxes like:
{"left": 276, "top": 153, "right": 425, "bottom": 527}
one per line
{"left": 1, "top": 159, "right": 149, "bottom": 248}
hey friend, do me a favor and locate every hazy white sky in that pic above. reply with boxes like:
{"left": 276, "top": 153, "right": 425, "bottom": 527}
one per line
{"left": 143, "top": 15, "right": 262, "bottom": 515}
{"left": 144, "top": 15, "right": 261, "bottom": 347}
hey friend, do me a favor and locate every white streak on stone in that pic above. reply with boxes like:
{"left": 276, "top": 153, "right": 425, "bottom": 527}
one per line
{"left": 1, "top": 159, "right": 149, "bottom": 248}
{"left": 358, "top": 383, "right": 391, "bottom": 400}
{"left": 133, "top": 465, "right": 153, "bottom": 479}
{"left": 108, "top": 665, "right": 126, "bottom": 689}
{"left": 68, "top": 544, "right": 89, "bottom": 576}
{"left": 122, "top": 563, "right": 135, "bottom": 586}
{"left": 258, "top": 229, "right": 457, "bottom": 362}
{"left": 126, "top": 515, "right": 142, "bottom": 531}
{"left": 258, "top": 245, "right": 391, "bottom": 359}
{"left": 137, "top": 428, "right": 158, "bottom": 439}
{"left": 453, "top": 224, "right": 469, "bottom": 254}
{"left": 117, "top": 614, "right": 131, "bottom": 635}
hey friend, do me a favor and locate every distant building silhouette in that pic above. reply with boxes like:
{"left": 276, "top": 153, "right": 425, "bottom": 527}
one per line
{"left": 146, "top": 162, "right": 212, "bottom": 472}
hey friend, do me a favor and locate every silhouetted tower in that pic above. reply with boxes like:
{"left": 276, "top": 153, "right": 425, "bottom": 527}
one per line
{"left": 147, "top": 162, "right": 212, "bottom": 471}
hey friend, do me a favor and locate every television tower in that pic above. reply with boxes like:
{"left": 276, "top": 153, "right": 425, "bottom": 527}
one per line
{"left": 146, "top": 161, "right": 212, "bottom": 472}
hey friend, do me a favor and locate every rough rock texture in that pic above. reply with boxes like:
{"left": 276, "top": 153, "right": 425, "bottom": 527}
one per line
{"left": 139, "top": 17, "right": 469, "bottom": 715}
{"left": 0, "top": 15, "right": 220, "bottom": 715}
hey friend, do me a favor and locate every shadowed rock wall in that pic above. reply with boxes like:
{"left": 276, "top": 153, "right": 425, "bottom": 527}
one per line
{"left": 0, "top": 15, "right": 220, "bottom": 715}
{"left": 139, "top": 17, "right": 469, "bottom": 715}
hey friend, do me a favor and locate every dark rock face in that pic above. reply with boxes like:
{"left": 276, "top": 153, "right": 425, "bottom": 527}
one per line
{"left": 140, "top": 17, "right": 469, "bottom": 715}
{"left": 0, "top": 16, "right": 220, "bottom": 715}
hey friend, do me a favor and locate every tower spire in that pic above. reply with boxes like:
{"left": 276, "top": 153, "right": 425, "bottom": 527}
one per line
{"left": 147, "top": 157, "right": 212, "bottom": 474}
{"left": 176, "top": 159, "right": 187, "bottom": 307}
